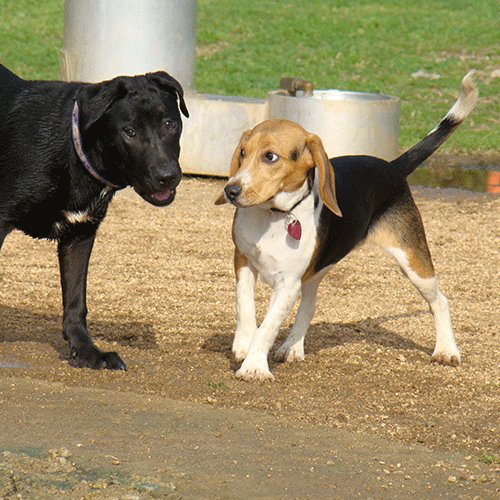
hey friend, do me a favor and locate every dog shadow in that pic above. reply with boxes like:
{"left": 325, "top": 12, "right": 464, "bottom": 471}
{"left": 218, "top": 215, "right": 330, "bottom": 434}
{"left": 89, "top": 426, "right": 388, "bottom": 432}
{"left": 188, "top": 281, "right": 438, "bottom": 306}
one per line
{"left": 202, "top": 311, "right": 433, "bottom": 370}
{"left": 0, "top": 305, "right": 158, "bottom": 359}
{"left": 304, "top": 312, "right": 432, "bottom": 356}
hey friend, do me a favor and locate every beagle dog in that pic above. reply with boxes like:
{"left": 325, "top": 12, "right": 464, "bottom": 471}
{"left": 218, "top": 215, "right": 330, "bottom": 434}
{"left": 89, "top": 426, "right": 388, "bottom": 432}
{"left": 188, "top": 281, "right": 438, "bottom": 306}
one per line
{"left": 215, "top": 73, "right": 478, "bottom": 381}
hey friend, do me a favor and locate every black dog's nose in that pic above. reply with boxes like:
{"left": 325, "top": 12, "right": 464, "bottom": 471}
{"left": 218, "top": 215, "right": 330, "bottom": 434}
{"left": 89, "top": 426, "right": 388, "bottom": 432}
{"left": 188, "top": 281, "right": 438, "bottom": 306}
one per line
{"left": 225, "top": 184, "right": 242, "bottom": 201}
{"left": 157, "top": 171, "right": 180, "bottom": 189}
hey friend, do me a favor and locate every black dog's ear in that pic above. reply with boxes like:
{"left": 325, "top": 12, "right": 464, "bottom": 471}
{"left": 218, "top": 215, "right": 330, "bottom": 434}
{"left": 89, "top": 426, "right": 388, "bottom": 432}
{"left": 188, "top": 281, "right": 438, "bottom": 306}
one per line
{"left": 147, "top": 71, "right": 189, "bottom": 118}
{"left": 76, "top": 78, "right": 128, "bottom": 131}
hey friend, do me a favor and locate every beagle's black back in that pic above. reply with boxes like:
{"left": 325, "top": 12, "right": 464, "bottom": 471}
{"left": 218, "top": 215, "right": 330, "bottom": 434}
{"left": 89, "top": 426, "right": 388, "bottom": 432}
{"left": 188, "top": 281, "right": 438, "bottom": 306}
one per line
{"left": 313, "top": 76, "right": 478, "bottom": 273}
{"left": 314, "top": 156, "right": 408, "bottom": 270}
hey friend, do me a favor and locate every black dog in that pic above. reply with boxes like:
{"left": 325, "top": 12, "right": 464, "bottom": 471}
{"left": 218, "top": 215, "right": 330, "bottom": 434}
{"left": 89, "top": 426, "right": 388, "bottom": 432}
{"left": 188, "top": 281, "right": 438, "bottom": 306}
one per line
{"left": 0, "top": 65, "right": 189, "bottom": 370}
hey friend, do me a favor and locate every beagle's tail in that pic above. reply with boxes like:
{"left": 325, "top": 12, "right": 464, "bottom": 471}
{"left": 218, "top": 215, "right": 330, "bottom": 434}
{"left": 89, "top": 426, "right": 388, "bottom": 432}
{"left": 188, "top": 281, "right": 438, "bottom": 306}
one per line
{"left": 391, "top": 71, "right": 478, "bottom": 177}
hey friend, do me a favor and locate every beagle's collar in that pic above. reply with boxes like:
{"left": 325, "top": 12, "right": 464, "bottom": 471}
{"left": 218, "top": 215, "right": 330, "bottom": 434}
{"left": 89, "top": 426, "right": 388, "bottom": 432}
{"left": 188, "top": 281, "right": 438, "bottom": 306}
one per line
{"left": 269, "top": 189, "right": 310, "bottom": 214}
{"left": 71, "top": 101, "right": 122, "bottom": 189}
{"left": 269, "top": 168, "right": 315, "bottom": 215}
{"left": 270, "top": 191, "right": 309, "bottom": 241}
{"left": 270, "top": 169, "right": 315, "bottom": 241}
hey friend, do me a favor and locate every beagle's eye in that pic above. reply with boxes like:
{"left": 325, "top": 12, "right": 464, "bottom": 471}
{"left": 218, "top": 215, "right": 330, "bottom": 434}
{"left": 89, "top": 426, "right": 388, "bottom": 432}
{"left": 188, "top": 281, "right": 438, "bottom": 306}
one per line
{"left": 263, "top": 151, "right": 279, "bottom": 163}
{"left": 240, "top": 148, "right": 245, "bottom": 158}
{"left": 123, "top": 127, "right": 136, "bottom": 138}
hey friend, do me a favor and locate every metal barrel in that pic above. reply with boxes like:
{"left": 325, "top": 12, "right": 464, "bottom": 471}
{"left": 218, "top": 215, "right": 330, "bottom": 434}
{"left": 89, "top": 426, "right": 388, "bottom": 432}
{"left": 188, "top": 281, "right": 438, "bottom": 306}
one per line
{"left": 267, "top": 89, "right": 400, "bottom": 161}
{"left": 60, "top": 0, "right": 197, "bottom": 89}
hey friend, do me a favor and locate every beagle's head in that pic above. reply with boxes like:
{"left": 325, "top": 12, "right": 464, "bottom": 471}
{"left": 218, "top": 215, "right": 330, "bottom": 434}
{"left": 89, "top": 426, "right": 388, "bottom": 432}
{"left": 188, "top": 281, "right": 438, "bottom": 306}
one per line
{"left": 215, "top": 119, "right": 342, "bottom": 216}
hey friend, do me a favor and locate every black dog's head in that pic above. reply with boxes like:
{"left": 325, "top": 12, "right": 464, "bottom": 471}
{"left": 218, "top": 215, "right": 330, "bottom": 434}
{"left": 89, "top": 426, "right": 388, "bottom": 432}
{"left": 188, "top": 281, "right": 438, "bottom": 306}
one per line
{"left": 76, "top": 71, "right": 189, "bottom": 207}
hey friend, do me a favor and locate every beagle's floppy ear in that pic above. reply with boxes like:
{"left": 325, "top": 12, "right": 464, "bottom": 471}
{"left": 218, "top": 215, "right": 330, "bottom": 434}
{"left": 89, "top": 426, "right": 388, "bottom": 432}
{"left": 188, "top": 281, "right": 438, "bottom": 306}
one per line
{"left": 214, "top": 130, "right": 251, "bottom": 206}
{"left": 306, "top": 134, "right": 342, "bottom": 217}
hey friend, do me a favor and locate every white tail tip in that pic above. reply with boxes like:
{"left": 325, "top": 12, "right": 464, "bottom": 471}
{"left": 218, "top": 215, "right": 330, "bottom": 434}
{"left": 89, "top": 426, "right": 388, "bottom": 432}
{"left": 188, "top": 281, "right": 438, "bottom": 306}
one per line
{"left": 446, "top": 70, "right": 479, "bottom": 122}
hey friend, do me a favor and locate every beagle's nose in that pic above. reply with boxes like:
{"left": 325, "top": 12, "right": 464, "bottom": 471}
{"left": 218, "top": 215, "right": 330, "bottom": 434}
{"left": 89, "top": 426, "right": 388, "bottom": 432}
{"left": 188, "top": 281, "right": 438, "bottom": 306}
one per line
{"left": 225, "top": 184, "right": 242, "bottom": 201}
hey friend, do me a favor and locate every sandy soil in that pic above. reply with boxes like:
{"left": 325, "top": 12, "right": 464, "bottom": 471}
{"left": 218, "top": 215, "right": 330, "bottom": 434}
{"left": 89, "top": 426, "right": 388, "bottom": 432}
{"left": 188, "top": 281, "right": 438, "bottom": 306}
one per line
{"left": 0, "top": 177, "right": 498, "bottom": 497}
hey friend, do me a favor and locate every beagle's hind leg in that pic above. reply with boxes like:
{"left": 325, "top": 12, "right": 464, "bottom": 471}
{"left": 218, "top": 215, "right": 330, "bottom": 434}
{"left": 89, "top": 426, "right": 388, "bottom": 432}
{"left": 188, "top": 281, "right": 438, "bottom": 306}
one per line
{"left": 369, "top": 197, "right": 460, "bottom": 366}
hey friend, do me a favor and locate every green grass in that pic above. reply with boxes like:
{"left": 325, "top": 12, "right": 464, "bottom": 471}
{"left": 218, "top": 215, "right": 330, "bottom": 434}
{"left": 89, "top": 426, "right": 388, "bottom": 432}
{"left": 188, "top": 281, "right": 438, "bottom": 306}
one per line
{"left": 207, "top": 381, "right": 229, "bottom": 391}
{"left": 0, "top": 0, "right": 63, "bottom": 79}
{"left": 1, "top": 0, "right": 498, "bottom": 153}
{"left": 478, "top": 454, "right": 499, "bottom": 465}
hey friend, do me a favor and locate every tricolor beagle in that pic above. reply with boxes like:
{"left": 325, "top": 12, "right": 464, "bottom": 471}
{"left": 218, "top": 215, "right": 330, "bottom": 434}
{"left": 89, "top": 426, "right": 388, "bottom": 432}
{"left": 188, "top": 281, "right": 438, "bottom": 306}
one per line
{"left": 215, "top": 73, "right": 478, "bottom": 381}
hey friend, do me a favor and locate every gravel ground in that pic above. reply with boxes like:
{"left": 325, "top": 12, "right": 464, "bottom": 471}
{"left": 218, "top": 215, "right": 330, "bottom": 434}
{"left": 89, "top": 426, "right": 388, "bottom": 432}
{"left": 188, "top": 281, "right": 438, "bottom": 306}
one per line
{"left": 0, "top": 176, "right": 498, "bottom": 496}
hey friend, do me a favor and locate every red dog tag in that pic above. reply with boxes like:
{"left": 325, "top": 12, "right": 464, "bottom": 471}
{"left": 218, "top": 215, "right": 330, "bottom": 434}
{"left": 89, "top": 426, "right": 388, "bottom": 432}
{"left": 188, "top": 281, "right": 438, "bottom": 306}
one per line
{"left": 285, "top": 214, "right": 302, "bottom": 240}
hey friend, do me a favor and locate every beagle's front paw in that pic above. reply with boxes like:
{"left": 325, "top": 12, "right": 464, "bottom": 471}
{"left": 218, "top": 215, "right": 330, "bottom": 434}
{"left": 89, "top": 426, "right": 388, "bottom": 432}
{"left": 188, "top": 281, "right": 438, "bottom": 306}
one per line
{"left": 431, "top": 348, "right": 461, "bottom": 367}
{"left": 274, "top": 342, "right": 305, "bottom": 363}
{"left": 235, "top": 357, "right": 274, "bottom": 382}
{"left": 232, "top": 330, "right": 255, "bottom": 362}
{"left": 232, "top": 346, "right": 248, "bottom": 363}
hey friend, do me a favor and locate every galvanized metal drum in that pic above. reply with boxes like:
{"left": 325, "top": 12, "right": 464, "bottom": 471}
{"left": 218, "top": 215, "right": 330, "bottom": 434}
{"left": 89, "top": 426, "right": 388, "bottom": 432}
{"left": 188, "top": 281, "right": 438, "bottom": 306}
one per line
{"left": 267, "top": 89, "right": 400, "bottom": 161}
{"left": 60, "top": 0, "right": 197, "bottom": 89}
{"left": 180, "top": 94, "right": 267, "bottom": 177}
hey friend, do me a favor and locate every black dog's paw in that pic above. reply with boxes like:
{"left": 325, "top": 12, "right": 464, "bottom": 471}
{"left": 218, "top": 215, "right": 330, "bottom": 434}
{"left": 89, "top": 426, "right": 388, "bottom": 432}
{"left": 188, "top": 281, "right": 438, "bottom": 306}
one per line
{"left": 68, "top": 345, "right": 127, "bottom": 371}
{"left": 102, "top": 351, "right": 127, "bottom": 371}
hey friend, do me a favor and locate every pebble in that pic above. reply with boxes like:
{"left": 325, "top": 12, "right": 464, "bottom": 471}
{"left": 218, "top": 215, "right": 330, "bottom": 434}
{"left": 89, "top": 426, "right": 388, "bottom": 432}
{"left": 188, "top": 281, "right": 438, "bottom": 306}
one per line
{"left": 411, "top": 70, "right": 441, "bottom": 80}
{"left": 49, "top": 447, "right": 71, "bottom": 459}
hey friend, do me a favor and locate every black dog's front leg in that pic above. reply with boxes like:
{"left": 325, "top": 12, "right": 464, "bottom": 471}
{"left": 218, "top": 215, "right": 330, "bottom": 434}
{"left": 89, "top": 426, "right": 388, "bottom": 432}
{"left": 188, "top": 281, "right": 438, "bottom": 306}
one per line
{"left": 58, "top": 234, "right": 126, "bottom": 370}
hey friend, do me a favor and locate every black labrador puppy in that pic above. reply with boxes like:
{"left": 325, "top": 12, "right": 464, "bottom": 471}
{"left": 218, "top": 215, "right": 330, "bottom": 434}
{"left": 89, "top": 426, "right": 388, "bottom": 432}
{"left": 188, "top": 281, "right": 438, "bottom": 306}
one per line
{"left": 0, "top": 65, "right": 189, "bottom": 370}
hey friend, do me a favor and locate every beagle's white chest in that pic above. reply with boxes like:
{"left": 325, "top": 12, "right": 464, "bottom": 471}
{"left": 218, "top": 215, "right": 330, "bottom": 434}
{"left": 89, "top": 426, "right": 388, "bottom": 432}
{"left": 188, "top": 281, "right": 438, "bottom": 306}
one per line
{"left": 233, "top": 198, "right": 318, "bottom": 287}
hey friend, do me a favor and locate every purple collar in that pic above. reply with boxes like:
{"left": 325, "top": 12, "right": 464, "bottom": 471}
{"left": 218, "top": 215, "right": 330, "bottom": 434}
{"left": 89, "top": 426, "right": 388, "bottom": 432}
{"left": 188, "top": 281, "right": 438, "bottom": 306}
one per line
{"left": 71, "top": 101, "right": 121, "bottom": 189}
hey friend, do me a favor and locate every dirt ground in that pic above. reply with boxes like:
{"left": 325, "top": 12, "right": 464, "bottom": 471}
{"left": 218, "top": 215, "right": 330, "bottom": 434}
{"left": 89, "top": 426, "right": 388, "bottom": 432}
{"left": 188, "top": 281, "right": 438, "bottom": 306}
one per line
{"left": 0, "top": 176, "right": 498, "bottom": 498}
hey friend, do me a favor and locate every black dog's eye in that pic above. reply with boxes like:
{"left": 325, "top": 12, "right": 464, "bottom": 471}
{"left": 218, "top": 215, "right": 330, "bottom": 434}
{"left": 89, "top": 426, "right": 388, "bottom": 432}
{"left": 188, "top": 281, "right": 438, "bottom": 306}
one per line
{"left": 263, "top": 151, "right": 279, "bottom": 163}
{"left": 123, "top": 127, "right": 136, "bottom": 138}
{"left": 164, "top": 119, "right": 175, "bottom": 130}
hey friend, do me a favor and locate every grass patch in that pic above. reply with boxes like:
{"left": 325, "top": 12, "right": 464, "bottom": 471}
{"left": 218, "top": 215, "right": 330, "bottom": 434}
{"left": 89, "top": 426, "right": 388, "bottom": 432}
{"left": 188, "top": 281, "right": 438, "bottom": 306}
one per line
{"left": 207, "top": 381, "right": 229, "bottom": 391}
{"left": 0, "top": 0, "right": 64, "bottom": 79}
{"left": 0, "top": 0, "right": 498, "bottom": 153}
{"left": 478, "top": 454, "right": 499, "bottom": 465}
{"left": 196, "top": 0, "right": 499, "bottom": 153}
